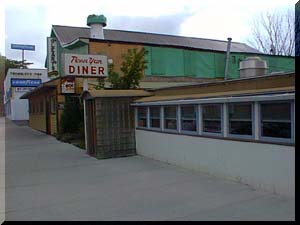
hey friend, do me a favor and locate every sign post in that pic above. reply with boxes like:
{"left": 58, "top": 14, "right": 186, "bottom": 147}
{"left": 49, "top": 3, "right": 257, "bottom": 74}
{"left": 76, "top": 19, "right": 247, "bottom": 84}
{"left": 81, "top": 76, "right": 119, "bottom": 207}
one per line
{"left": 11, "top": 44, "right": 35, "bottom": 68}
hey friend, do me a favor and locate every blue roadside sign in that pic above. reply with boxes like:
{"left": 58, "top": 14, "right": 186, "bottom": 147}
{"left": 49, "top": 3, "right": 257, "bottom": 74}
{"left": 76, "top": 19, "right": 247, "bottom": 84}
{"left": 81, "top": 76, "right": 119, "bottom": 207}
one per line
{"left": 11, "top": 78, "right": 41, "bottom": 87}
{"left": 11, "top": 44, "right": 35, "bottom": 51}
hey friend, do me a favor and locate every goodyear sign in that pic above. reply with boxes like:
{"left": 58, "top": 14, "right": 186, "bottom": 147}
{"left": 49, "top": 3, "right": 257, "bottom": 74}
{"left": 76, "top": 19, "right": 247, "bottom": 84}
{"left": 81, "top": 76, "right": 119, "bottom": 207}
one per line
{"left": 11, "top": 78, "right": 41, "bottom": 87}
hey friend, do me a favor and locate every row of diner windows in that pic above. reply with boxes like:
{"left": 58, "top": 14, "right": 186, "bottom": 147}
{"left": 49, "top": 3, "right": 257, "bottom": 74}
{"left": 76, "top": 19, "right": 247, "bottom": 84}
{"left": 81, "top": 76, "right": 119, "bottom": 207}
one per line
{"left": 29, "top": 101, "right": 44, "bottom": 114}
{"left": 136, "top": 100, "right": 294, "bottom": 144}
{"left": 29, "top": 96, "right": 56, "bottom": 115}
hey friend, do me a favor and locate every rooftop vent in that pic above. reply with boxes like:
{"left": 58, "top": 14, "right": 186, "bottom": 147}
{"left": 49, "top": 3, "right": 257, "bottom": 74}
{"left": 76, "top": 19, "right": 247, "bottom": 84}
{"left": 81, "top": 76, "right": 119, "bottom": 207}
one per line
{"left": 239, "top": 56, "right": 268, "bottom": 78}
{"left": 87, "top": 14, "right": 107, "bottom": 39}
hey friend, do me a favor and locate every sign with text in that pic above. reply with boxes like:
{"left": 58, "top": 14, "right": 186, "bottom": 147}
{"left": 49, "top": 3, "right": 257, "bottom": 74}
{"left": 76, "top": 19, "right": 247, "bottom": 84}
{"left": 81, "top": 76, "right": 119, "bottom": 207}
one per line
{"left": 11, "top": 78, "right": 41, "bottom": 87}
{"left": 14, "top": 87, "right": 35, "bottom": 93}
{"left": 11, "top": 44, "right": 35, "bottom": 51}
{"left": 61, "top": 78, "right": 75, "bottom": 94}
{"left": 47, "top": 37, "right": 59, "bottom": 77}
{"left": 64, "top": 54, "right": 107, "bottom": 77}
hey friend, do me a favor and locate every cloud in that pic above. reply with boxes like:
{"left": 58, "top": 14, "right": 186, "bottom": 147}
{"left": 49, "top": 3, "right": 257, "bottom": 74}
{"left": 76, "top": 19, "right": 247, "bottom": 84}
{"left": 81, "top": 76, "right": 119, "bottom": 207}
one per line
{"left": 5, "top": 5, "right": 48, "bottom": 68}
{"left": 108, "top": 12, "right": 192, "bottom": 35}
{"left": 4, "top": 5, "right": 192, "bottom": 68}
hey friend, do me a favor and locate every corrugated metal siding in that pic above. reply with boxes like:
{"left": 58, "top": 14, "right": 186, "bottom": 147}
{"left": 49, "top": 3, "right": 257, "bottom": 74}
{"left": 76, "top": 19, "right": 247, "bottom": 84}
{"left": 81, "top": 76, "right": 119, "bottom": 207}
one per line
{"left": 144, "top": 46, "right": 295, "bottom": 79}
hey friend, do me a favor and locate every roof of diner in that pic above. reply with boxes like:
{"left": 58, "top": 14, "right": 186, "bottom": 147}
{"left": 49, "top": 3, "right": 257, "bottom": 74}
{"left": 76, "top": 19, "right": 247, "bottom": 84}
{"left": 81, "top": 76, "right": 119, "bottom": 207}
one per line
{"left": 52, "top": 25, "right": 262, "bottom": 53}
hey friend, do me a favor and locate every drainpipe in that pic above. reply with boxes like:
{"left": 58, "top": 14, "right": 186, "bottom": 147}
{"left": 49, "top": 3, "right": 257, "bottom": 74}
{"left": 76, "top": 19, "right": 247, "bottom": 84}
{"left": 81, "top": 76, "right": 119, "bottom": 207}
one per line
{"left": 224, "top": 37, "right": 232, "bottom": 80}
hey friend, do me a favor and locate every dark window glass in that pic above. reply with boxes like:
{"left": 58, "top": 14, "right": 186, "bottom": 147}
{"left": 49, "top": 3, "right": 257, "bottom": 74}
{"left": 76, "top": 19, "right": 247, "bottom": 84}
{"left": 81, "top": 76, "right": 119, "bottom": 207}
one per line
{"left": 261, "top": 102, "right": 291, "bottom": 139}
{"left": 150, "top": 106, "right": 160, "bottom": 128}
{"left": 137, "top": 107, "right": 147, "bottom": 127}
{"left": 229, "top": 103, "right": 252, "bottom": 136}
{"left": 164, "top": 106, "right": 177, "bottom": 130}
{"left": 181, "top": 105, "right": 197, "bottom": 132}
{"left": 40, "top": 101, "right": 44, "bottom": 114}
{"left": 202, "top": 104, "right": 222, "bottom": 133}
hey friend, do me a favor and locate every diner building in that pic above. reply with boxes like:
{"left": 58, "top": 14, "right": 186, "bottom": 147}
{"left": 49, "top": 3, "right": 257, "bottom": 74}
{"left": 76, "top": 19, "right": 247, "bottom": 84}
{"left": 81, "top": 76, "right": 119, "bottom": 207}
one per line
{"left": 22, "top": 14, "right": 295, "bottom": 197}
{"left": 23, "top": 14, "right": 295, "bottom": 136}
{"left": 133, "top": 71, "right": 295, "bottom": 197}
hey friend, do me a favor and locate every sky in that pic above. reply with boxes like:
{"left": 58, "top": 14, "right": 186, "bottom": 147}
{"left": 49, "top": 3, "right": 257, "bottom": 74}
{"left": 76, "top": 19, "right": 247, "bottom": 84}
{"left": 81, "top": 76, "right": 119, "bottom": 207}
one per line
{"left": 0, "top": 0, "right": 296, "bottom": 69}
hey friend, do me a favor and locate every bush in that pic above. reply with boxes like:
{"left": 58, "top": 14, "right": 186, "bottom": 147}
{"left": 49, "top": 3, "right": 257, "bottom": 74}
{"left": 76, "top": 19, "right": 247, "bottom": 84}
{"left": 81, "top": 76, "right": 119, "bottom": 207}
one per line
{"left": 60, "top": 96, "right": 84, "bottom": 133}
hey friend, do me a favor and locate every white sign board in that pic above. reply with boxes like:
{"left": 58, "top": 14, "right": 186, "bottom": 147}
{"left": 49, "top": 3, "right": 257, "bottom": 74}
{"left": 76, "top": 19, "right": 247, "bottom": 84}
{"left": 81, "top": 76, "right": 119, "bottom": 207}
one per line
{"left": 61, "top": 78, "right": 75, "bottom": 94}
{"left": 14, "top": 87, "right": 35, "bottom": 93}
{"left": 64, "top": 53, "right": 108, "bottom": 77}
{"left": 47, "top": 37, "right": 59, "bottom": 77}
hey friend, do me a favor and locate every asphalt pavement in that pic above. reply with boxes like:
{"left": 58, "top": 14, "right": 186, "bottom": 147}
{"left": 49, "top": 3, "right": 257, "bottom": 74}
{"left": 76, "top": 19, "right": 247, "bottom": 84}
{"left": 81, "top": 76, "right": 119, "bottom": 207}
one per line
{"left": 3, "top": 118, "right": 295, "bottom": 221}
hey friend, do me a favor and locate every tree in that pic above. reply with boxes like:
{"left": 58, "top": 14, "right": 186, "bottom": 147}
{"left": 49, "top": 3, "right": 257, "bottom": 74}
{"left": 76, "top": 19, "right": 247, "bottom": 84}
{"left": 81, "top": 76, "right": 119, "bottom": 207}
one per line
{"left": 248, "top": 9, "right": 295, "bottom": 56}
{"left": 108, "top": 48, "right": 148, "bottom": 89}
{"left": 60, "top": 96, "right": 84, "bottom": 133}
{"left": 0, "top": 54, "right": 33, "bottom": 75}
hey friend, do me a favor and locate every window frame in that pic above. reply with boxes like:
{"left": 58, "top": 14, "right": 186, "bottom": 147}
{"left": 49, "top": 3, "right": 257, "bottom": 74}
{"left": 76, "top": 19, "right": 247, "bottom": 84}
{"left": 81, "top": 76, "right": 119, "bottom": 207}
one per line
{"left": 163, "top": 105, "right": 178, "bottom": 133}
{"left": 134, "top": 98, "right": 294, "bottom": 146}
{"left": 259, "top": 100, "right": 294, "bottom": 144}
{"left": 50, "top": 96, "right": 56, "bottom": 114}
{"left": 227, "top": 102, "right": 254, "bottom": 140}
{"left": 202, "top": 103, "right": 223, "bottom": 136}
{"left": 180, "top": 104, "right": 198, "bottom": 134}
{"left": 40, "top": 101, "right": 44, "bottom": 114}
{"left": 137, "top": 106, "right": 148, "bottom": 128}
{"left": 149, "top": 106, "right": 161, "bottom": 130}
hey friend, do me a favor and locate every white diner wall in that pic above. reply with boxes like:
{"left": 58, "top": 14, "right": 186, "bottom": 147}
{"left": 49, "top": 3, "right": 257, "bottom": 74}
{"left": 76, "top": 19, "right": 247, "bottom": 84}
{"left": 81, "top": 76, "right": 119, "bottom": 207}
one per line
{"left": 136, "top": 129, "right": 295, "bottom": 197}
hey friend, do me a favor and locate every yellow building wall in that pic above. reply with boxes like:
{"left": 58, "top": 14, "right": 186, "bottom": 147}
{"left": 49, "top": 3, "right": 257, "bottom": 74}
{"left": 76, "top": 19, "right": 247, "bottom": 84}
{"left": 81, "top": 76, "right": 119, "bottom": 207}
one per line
{"left": 29, "top": 115, "right": 46, "bottom": 133}
{"left": 89, "top": 41, "right": 144, "bottom": 75}
{"left": 50, "top": 114, "right": 57, "bottom": 135}
{"left": 29, "top": 95, "right": 46, "bottom": 133}
{"left": 154, "top": 73, "right": 295, "bottom": 96}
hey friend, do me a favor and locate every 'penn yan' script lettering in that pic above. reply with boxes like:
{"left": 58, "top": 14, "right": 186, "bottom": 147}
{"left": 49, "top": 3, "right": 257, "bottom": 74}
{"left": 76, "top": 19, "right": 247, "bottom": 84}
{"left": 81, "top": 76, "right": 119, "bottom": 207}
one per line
{"left": 71, "top": 56, "right": 102, "bottom": 65}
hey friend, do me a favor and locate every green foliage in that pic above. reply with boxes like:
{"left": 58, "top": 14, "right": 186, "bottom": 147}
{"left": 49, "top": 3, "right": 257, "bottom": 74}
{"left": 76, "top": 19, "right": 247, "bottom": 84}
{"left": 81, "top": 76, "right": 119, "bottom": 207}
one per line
{"left": 108, "top": 48, "right": 148, "bottom": 89}
{"left": 60, "top": 96, "right": 84, "bottom": 133}
{"left": 95, "top": 78, "right": 105, "bottom": 90}
{"left": 0, "top": 54, "right": 33, "bottom": 76}
{"left": 0, "top": 54, "right": 33, "bottom": 75}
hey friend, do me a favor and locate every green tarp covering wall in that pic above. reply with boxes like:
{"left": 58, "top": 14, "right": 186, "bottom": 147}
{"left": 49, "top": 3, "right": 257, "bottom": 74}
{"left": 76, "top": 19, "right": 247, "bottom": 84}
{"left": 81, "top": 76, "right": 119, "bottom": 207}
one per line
{"left": 144, "top": 46, "right": 295, "bottom": 79}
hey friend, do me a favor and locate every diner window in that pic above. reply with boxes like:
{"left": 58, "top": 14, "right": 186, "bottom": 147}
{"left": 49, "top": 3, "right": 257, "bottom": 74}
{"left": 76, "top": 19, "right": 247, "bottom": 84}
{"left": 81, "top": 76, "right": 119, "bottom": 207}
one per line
{"left": 164, "top": 106, "right": 177, "bottom": 130}
{"left": 260, "top": 101, "right": 292, "bottom": 140}
{"left": 181, "top": 105, "right": 197, "bottom": 132}
{"left": 137, "top": 106, "right": 148, "bottom": 128}
{"left": 50, "top": 96, "right": 56, "bottom": 114}
{"left": 32, "top": 103, "right": 35, "bottom": 114}
{"left": 40, "top": 101, "right": 44, "bottom": 114}
{"left": 202, "top": 104, "right": 222, "bottom": 134}
{"left": 228, "top": 103, "right": 253, "bottom": 136}
{"left": 150, "top": 106, "right": 161, "bottom": 129}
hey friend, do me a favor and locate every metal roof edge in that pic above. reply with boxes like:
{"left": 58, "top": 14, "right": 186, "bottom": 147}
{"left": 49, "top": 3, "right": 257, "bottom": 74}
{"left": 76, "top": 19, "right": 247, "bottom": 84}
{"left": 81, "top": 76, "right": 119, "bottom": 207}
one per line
{"left": 63, "top": 38, "right": 89, "bottom": 49}
{"left": 152, "top": 72, "right": 295, "bottom": 91}
{"left": 132, "top": 90, "right": 295, "bottom": 106}
{"left": 20, "top": 84, "right": 56, "bottom": 99}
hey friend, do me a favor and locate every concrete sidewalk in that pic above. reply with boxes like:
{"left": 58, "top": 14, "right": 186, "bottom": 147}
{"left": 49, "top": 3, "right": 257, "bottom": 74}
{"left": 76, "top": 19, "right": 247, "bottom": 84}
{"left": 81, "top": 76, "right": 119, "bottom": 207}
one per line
{"left": 4, "top": 118, "right": 295, "bottom": 221}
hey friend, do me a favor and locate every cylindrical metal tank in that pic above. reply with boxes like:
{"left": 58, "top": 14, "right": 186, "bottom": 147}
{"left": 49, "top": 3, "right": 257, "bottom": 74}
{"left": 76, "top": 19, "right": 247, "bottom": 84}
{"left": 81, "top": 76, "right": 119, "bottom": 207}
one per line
{"left": 239, "top": 57, "right": 268, "bottom": 78}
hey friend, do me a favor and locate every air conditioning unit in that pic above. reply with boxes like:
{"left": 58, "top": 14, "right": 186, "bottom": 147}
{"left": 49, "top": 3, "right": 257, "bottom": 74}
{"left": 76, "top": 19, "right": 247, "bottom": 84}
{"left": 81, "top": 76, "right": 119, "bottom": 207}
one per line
{"left": 239, "top": 57, "right": 268, "bottom": 78}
